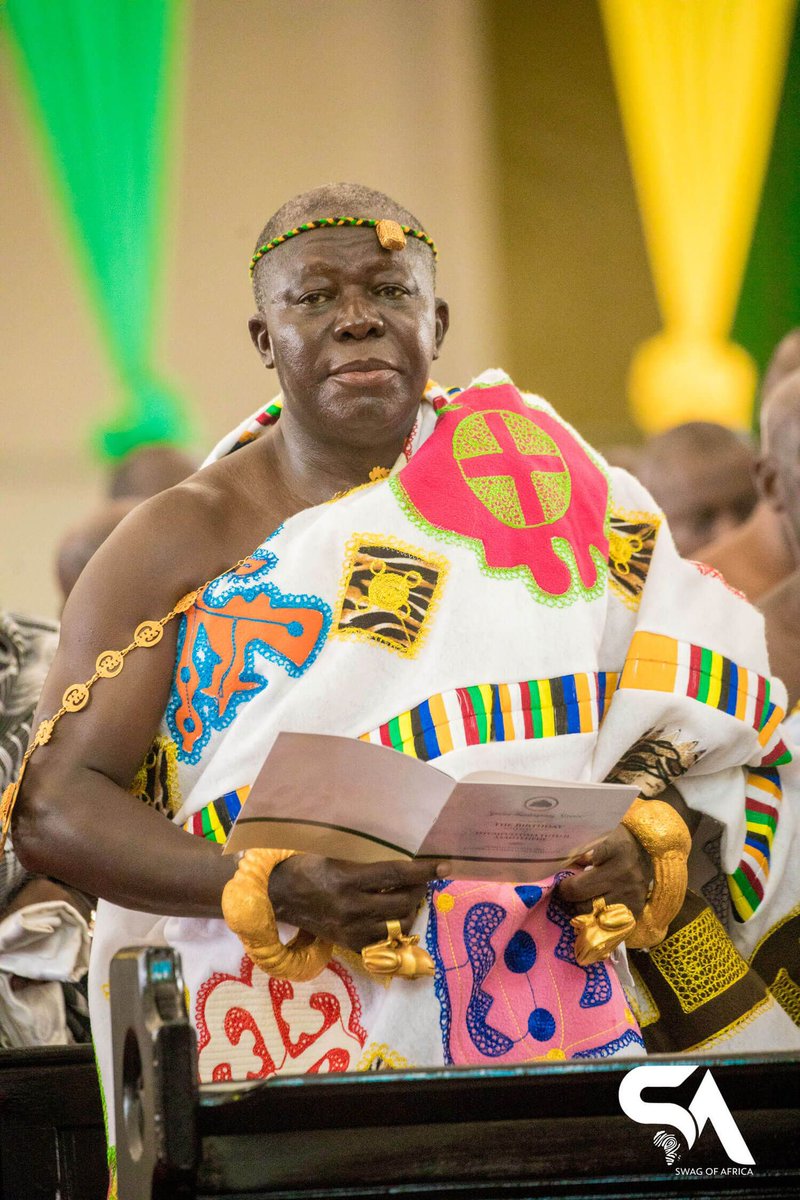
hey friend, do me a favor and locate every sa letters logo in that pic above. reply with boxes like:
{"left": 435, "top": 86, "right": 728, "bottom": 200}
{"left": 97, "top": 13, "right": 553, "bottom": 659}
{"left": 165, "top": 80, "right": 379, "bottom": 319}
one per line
{"left": 618, "top": 1065, "right": 755, "bottom": 1166}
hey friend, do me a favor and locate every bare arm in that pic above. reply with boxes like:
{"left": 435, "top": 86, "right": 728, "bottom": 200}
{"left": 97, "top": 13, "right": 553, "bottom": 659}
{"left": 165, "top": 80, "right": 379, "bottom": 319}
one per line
{"left": 12, "top": 479, "right": 437, "bottom": 939}
{"left": 13, "top": 485, "right": 240, "bottom": 916}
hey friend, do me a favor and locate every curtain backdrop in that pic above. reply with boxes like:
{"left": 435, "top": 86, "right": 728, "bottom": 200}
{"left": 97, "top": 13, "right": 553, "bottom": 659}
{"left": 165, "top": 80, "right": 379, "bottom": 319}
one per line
{"left": 600, "top": 0, "right": 797, "bottom": 432}
{"left": 3, "top": 0, "right": 189, "bottom": 458}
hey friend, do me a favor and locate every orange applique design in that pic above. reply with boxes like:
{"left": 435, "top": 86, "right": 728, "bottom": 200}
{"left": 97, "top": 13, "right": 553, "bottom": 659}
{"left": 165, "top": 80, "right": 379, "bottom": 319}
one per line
{"left": 167, "top": 542, "right": 331, "bottom": 763}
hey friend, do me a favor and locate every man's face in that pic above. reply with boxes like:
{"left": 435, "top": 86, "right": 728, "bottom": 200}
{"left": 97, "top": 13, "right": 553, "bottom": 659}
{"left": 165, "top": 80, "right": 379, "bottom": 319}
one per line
{"left": 249, "top": 228, "right": 448, "bottom": 449}
{"left": 650, "top": 448, "right": 757, "bottom": 557}
{"left": 760, "top": 419, "right": 800, "bottom": 561}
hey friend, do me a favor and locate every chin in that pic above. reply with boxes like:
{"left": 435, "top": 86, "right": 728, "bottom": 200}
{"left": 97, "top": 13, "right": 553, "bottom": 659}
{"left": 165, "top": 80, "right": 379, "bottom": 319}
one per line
{"left": 322, "top": 391, "right": 416, "bottom": 445}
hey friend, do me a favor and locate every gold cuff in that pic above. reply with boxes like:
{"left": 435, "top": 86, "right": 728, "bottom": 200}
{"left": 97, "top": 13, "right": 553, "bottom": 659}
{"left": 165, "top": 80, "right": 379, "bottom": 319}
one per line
{"left": 621, "top": 798, "right": 691, "bottom": 950}
{"left": 221, "top": 848, "right": 332, "bottom": 981}
{"left": 361, "top": 918, "right": 435, "bottom": 979}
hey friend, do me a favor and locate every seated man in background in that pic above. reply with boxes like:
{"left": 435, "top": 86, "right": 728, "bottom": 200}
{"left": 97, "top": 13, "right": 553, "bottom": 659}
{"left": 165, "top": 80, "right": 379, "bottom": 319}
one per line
{"left": 699, "top": 328, "right": 800, "bottom": 601}
{"left": 756, "top": 368, "right": 800, "bottom": 712}
{"left": 107, "top": 443, "right": 196, "bottom": 501}
{"left": 8, "top": 184, "right": 799, "bottom": 1186}
{"left": 55, "top": 499, "right": 139, "bottom": 609}
{"left": 0, "top": 608, "right": 90, "bottom": 1046}
{"left": 636, "top": 420, "right": 757, "bottom": 558}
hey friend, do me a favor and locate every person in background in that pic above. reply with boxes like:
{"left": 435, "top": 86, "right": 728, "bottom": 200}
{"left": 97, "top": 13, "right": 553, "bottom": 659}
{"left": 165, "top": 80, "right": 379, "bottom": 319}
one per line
{"left": 636, "top": 421, "right": 757, "bottom": 558}
{"left": 699, "top": 329, "right": 800, "bottom": 601}
{"left": 55, "top": 500, "right": 139, "bottom": 609}
{"left": 0, "top": 609, "right": 91, "bottom": 1045}
{"left": 108, "top": 444, "right": 196, "bottom": 501}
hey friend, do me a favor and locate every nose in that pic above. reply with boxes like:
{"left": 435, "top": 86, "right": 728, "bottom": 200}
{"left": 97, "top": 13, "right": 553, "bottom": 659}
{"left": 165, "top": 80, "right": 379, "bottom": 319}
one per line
{"left": 333, "top": 291, "right": 385, "bottom": 340}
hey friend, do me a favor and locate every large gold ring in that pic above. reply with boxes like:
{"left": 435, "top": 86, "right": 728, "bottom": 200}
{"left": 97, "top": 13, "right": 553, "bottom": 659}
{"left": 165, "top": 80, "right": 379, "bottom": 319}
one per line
{"left": 361, "top": 917, "right": 435, "bottom": 979}
{"left": 571, "top": 897, "right": 637, "bottom": 966}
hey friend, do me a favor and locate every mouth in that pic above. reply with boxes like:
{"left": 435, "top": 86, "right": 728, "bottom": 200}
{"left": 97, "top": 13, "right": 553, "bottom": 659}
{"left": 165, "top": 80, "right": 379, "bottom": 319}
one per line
{"left": 328, "top": 359, "right": 399, "bottom": 387}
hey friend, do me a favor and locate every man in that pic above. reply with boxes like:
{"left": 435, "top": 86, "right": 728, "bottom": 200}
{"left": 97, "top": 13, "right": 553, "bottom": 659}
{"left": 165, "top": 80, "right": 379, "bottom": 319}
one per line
{"left": 9, "top": 185, "right": 798, "bottom": 1178}
{"left": 108, "top": 444, "right": 196, "bottom": 501}
{"left": 757, "top": 369, "right": 800, "bottom": 711}
{"left": 636, "top": 421, "right": 757, "bottom": 558}
{"left": 55, "top": 499, "right": 139, "bottom": 609}
{"left": 699, "top": 329, "right": 800, "bottom": 602}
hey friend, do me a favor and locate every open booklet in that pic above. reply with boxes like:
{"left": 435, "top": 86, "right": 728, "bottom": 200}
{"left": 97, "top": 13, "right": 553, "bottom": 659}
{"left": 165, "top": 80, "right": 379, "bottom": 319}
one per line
{"left": 223, "top": 732, "right": 640, "bottom": 882}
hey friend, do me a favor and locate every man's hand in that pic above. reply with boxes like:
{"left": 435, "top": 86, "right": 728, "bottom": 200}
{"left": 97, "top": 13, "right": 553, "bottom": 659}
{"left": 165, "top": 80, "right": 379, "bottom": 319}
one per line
{"left": 557, "top": 825, "right": 653, "bottom": 916}
{"left": 268, "top": 855, "right": 437, "bottom": 952}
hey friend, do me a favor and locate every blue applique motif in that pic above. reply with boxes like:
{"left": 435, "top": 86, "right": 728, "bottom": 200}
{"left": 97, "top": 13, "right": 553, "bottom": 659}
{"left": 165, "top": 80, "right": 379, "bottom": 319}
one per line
{"left": 573, "top": 1028, "right": 644, "bottom": 1058}
{"left": 546, "top": 875, "right": 612, "bottom": 1009}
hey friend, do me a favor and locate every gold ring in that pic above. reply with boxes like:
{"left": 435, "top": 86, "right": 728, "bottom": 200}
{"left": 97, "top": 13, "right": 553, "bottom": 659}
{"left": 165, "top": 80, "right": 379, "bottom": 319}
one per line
{"left": 385, "top": 919, "right": 403, "bottom": 941}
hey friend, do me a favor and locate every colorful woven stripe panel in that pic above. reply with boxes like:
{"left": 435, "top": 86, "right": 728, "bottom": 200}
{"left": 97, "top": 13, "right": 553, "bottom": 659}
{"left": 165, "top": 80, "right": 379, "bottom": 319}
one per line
{"left": 619, "top": 632, "right": 789, "bottom": 760}
{"left": 728, "top": 767, "right": 782, "bottom": 921}
{"left": 359, "top": 673, "right": 618, "bottom": 763}
{"left": 183, "top": 786, "right": 250, "bottom": 844}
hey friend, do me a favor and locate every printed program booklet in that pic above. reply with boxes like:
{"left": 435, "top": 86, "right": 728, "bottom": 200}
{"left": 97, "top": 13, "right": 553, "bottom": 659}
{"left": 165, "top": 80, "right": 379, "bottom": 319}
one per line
{"left": 223, "top": 732, "right": 639, "bottom": 881}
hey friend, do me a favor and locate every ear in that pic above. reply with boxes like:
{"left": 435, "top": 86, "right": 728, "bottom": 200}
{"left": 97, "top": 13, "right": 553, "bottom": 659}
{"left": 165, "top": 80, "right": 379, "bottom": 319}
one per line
{"left": 755, "top": 454, "right": 785, "bottom": 513}
{"left": 248, "top": 313, "right": 275, "bottom": 369}
{"left": 432, "top": 298, "right": 450, "bottom": 361}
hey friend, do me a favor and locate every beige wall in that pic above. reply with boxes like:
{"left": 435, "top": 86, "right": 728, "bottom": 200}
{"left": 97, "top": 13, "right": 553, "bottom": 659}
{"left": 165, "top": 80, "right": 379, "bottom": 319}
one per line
{"left": 0, "top": 0, "right": 503, "bottom": 619}
{"left": 486, "top": 0, "right": 659, "bottom": 447}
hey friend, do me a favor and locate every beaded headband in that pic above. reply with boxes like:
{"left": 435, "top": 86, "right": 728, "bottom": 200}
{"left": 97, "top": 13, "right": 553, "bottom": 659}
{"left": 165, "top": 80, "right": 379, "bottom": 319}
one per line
{"left": 249, "top": 216, "right": 438, "bottom": 277}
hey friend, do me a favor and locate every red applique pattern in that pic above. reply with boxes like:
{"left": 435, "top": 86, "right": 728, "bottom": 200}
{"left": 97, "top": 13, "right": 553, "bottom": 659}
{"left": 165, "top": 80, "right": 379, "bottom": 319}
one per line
{"left": 195, "top": 955, "right": 366, "bottom": 1083}
{"left": 391, "top": 382, "right": 609, "bottom": 605}
{"left": 690, "top": 561, "right": 748, "bottom": 601}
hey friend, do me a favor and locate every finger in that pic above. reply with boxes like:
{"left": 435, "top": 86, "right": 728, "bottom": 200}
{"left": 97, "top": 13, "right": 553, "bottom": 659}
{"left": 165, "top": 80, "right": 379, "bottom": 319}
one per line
{"left": 356, "top": 857, "right": 442, "bottom": 892}
{"left": 557, "top": 868, "right": 599, "bottom": 904}
{"left": 345, "top": 910, "right": 420, "bottom": 953}
{"left": 364, "top": 886, "right": 429, "bottom": 918}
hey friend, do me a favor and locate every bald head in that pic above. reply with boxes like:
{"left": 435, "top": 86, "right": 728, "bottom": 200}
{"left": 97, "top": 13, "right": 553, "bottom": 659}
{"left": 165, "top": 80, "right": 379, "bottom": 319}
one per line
{"left": 761, "top": 328, "right": 800, "bottom": 400}
{"left": 252, "top": 182, "right": 434, "bottom": 310}
{"left": 756, "top": 367, "right": 800, "bottom": 559}
{"left": 56, "top": 499, "right": 139, "bottom": 605}
{"left": 108, "top": 445, "right": 196, "bottom": 500}
{"left": 637, "top": 422, "right": 757, "bottom": 557}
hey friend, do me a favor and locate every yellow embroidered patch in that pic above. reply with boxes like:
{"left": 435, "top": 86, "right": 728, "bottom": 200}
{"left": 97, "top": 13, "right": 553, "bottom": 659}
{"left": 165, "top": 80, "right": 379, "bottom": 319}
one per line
{"left": 129, "top": 734, "right": 182, "bottom": 817}
{"left": 332, "top": 534, "right": 448, "bottom": 658}
{"left": 608, "top": 508, "right": 661, "bottom": 611}
{"left": 650, "top": 906, "right": 749, "bottom": 1014}
{"left": 627, "top": 963, "right": 660, "bottom": 1028}
{"left": 357, "top": 1041, "right": 411, "bottom": 1071}
{"left": 768, "top": 967, "right": 800, "bottom": 1026}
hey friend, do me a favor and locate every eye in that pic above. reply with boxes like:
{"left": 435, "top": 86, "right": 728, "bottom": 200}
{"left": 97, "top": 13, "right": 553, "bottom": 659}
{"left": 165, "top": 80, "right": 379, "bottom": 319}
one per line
{"left": 375, "top": 284, "right": 408, "bottom": 299}
{"left": 298, "top": 291, "right": 331, "bottom": 306}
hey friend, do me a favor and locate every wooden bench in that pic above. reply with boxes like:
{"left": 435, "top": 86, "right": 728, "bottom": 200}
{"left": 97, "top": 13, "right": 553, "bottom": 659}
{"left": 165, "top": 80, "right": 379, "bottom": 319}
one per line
{"left": 0, "top": 1043, "right": 107, "bottom": 1200}
{"left": 109, "top": 947, "right": 800, "bottom": 1200}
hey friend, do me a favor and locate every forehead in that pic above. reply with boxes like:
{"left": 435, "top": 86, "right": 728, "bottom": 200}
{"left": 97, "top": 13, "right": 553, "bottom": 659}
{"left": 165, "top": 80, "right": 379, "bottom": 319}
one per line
{"left": 261, "top": 226, "right": 426, "bottom": 288}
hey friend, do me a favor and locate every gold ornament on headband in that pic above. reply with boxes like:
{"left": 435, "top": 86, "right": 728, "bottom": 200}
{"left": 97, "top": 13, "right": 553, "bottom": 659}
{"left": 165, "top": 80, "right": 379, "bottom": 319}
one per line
{"left": 375, "top": 219, "right": 407, "bottom": 252}
{"left": 249, "top": 216, "right": 438, "bottom": 276}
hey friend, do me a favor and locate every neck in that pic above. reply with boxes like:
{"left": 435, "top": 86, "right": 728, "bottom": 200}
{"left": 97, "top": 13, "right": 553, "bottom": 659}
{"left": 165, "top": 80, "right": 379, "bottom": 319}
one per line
{"left": 267, "top": 410, "right": 411, "bottom": 508}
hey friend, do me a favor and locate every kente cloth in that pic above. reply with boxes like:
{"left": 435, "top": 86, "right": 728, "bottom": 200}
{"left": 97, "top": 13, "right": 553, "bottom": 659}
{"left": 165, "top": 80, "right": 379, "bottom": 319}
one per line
{"left": 89, "top": 370, "right": 800, "bottom": 1159}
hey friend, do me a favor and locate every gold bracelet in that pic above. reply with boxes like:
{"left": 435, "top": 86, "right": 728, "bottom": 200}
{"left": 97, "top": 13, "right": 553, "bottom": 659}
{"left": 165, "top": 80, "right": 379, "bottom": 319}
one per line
{"left": 222, "top": 848, "right": 332, "bottom": 981}
{"left": 621, "top": 798, "right": 691, "bottom": 950}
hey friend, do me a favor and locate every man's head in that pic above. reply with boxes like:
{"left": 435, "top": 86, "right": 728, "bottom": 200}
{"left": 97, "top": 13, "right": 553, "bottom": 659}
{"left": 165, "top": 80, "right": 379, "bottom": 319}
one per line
{"left": 636, "top": 421, "right": 757, "bottom": 557}
{"left": 248, "top": 183, "right": 448, "bottom": 454}
{"left": 109, "top": 444, "right": 196, "bottom": 500}
{"left": 757, "top": 367, "right": 800, "bottom": 561}
{"left": 56, "top": 499, "right": 139, "bottom": 607}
